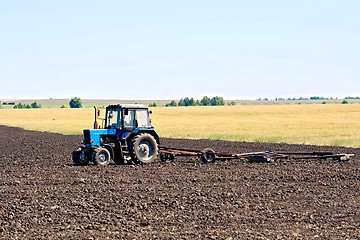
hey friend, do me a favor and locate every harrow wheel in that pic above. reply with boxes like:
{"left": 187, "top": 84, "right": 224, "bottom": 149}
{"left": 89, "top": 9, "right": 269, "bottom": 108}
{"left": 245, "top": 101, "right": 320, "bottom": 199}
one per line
{"left": 92, "top": 147, "right": 111, "bottom": 166}
{"left": 160, "top": 152, "right": 175, "bottom": 162}
{"left": 201, "top": 148, "right": 216, "bottom": 163}
{"left": 130, "top": 133, "right": 158, "bottom": 164}
{"left": 72, "top": 147, "right": 90, "bottom": 166}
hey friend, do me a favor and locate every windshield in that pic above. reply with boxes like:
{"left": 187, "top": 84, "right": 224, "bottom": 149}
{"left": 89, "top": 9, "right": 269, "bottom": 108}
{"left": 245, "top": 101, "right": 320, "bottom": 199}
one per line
{"left": 106, "top": 109, "right": 120, "bottom": 128}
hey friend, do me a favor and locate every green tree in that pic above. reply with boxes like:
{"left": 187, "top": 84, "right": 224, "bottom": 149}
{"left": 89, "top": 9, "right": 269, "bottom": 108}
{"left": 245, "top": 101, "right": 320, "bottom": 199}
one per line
{"left": 69, "top": 97, "right": 82, "bottom": 108}
{"left": 169, "top": 100, "right": 177, "bottom": 107}
{"left": 178, "top": 98, "right": 185, "bottom": 106}
{"left": 188, "top": 98, "right": 196, "bottom": 106}
{"left": 31, "top": 102, "right": 42, "bottom": 108}
{"left": 210, "top": 96, "right": 225, "bottom": 106}
{"left": 14, "top": 103, "right": 24, "bottom": 109}
{"left": 341, "top": 100, "right": 349, "bottom": 104}
{"left": 230, "top": 101, "right": 236, "bottom": 105}
{"left": 201, "top": 96, "right": 211, "bottom": 106}
{"left": 184, "top": 97, "right": 190, "bottom": 106}
{"left": 61, "top": 105, "right": 66, "bottom": 108}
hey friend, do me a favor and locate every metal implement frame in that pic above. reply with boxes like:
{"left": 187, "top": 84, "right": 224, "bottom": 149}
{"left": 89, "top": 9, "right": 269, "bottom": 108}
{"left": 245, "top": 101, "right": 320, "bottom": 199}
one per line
{"left": 159, "top": 147, "right": 354, "bottom": 163}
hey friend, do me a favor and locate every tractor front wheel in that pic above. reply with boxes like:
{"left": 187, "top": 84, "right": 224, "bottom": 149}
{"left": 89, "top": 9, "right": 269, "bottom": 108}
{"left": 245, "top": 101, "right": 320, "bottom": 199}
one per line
{"left": 130, "top": 133, "right": 158, "bottom": 164}
{"left": 92, "top": 147, "right": 111, "bottom": 166}
{"left": 72, "top": 147, "right": 90, "bottom": 166}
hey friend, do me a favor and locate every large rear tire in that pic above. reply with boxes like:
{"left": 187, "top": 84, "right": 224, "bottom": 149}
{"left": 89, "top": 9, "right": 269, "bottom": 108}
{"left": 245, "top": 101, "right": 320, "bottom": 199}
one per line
{"left": 72, "top": 147, "right": 90, "bottom": 166}
{"left": 92, "top": 147, "right": 111, "bottom": 166}
{"left": 130, "top": 133, "right": 158, "bottom": 164}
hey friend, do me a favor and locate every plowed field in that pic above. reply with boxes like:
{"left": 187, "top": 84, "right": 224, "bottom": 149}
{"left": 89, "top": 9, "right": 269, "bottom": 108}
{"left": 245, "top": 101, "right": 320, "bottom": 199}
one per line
{"left": 0, "top": 125, "right": 359, "bottom": 239}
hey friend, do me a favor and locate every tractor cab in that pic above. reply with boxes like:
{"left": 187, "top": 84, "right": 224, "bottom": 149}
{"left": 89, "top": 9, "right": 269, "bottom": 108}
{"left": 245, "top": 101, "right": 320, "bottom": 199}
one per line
{"left": 103, "top": 104, "right": 152, "bottom": 130}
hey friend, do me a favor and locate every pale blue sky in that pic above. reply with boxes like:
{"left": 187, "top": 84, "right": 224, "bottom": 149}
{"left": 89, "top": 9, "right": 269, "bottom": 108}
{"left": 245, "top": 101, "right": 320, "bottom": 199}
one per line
{"left": 1, "top": 0, "right": 359, "bottom": 100}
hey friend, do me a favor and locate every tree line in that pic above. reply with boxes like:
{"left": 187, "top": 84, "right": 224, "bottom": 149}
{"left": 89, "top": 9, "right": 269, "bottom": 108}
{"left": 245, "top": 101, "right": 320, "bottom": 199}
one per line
{"left": 13, "top": 102, "right": 42, "bottom": 109}
{"left": 161, "top": 96, "right": 235, "bottom": 107}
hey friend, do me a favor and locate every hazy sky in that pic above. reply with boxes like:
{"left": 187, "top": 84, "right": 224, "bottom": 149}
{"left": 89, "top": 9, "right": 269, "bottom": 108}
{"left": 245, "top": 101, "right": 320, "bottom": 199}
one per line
{"left": 1, "top": 0, "right": 359, "bottom": 100}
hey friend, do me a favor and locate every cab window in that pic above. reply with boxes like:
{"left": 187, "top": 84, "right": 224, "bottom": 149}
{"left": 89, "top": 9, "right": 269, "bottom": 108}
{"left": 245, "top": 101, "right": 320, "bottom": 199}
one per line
{"left": 136, "top": 109, "right": 150, "bottom": 127}
{"left": 124, "top": 110, "right": 135, "bottom": 128}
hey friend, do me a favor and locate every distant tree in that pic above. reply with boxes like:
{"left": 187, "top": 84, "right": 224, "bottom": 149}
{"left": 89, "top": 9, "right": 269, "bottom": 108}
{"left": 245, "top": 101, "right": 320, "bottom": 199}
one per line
{"left": 184, "top": 97, "right": 191, "bottom": 106}
{"left": 31, "top": 101, "right": 42, "bottom": 108}
{"left": 322, "top": 101, "right": 326, "bottom": 104}
{"left": 210, "top": 96, "right": 225, "bottom": 106}
{"left": 230, "top": 101, "right": 236, "bottom": 105}
{"left": 14, "top": 103, "right": 24, "bottom": 109}
{"left": 178, "top": 99, "right": 185, "bottom": 106}
{"left": 178, "top": 97, "right": 195, "bottom": 106}
{"left": 201, "top": 96, "right": 211, "bottom": 106}
{"left": 188, "top": 98, "right": 196, "bottom": 106}
{"left": 61, "top": 105, "right": 66, "bottom": 108}
{"left": 25, "top": 104, "right": 31, "bottom": 109}
{"left": 69, "top": 97, "right": 82, "bottom": 108}
{"left": 311, "top": 96, "right": 329, "bottom": 100}
{"left": 148, "top": 103, "right": 157, "bottom": 107}
{"left": 169, "top": 100, "right": 177, "bottom": 107}
{"left": 341, "top": 100, "right": 349, "bottom": 104}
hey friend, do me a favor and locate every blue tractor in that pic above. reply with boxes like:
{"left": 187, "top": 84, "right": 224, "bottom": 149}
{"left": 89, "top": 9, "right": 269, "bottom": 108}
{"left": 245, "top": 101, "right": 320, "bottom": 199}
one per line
{"left": 72, "top": 104, "right": 159, "bottom": 165}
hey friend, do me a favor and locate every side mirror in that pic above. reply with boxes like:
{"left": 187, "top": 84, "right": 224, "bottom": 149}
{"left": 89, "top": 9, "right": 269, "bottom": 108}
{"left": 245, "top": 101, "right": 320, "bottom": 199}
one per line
{"left": 149, "top": 110, "right": 153, "bottom": 114}
{"left": 97, "top": 109, "right": 101, "bottom": 117}
{"left": 124, "top": 109, "right": 129, "bottom": 115}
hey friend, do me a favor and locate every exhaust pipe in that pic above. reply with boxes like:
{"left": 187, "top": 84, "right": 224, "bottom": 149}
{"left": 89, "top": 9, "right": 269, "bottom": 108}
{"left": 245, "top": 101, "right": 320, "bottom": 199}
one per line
{"left": 94, "top": 106, "right": 98, "bottom": 129}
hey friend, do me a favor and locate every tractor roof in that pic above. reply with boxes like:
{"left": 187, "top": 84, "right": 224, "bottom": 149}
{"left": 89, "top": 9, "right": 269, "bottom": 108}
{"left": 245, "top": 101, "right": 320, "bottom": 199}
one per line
{"left": 107, "top": 104, "right": 147, "bottom": 109}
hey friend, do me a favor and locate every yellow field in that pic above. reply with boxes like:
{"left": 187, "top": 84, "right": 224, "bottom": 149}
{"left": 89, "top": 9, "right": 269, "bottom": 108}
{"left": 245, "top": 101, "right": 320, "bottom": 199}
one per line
{"left": 1, "top": 105, "right": 360, "bottom": 147}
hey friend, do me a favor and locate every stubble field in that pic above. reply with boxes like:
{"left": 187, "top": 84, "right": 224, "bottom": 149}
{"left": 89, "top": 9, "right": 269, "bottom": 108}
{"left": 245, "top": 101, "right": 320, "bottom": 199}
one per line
{"left": 1, "top": 104, "right": 360, "bottom": 147}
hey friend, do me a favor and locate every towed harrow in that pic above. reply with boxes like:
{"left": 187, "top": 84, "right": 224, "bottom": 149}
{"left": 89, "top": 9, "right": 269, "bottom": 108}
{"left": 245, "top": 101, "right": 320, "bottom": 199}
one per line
{"left": 159, "top": 147, "right": 354, "bottom": 163}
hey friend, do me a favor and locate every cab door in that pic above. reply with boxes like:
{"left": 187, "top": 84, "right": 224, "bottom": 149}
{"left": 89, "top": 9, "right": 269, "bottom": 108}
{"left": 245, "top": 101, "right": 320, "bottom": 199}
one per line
{"left": 121, "top": 109, "right": 136, "bottom": 139}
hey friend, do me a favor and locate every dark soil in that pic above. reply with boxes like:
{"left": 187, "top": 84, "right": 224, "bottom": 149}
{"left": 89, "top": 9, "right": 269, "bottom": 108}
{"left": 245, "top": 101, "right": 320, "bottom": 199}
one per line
{"left": 0, "top": 125, "right": 359, "bottom": 239}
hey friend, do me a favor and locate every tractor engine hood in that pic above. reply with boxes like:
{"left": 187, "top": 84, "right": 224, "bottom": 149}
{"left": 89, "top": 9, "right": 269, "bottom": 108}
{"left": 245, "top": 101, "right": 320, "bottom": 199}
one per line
{"left": 83, "top": 129, "right": 117, "bottom": 146}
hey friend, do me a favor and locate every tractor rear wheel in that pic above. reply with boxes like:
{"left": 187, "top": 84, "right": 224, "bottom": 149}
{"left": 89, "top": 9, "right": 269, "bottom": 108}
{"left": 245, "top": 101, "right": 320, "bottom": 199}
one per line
{"left": 72, "top": 147, "right": 90, "bottom": 166}
{"left": 92, "top": 147, "right": 111, "bottom": 166}
{"left": 130, "top": 133, "right": 158, "bottom": 164}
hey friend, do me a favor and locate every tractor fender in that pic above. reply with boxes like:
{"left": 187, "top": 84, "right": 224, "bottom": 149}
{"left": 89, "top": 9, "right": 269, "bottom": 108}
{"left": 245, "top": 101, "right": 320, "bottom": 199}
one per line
{"left": 128, "top": 129, "right": 160, "bottom": 144}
